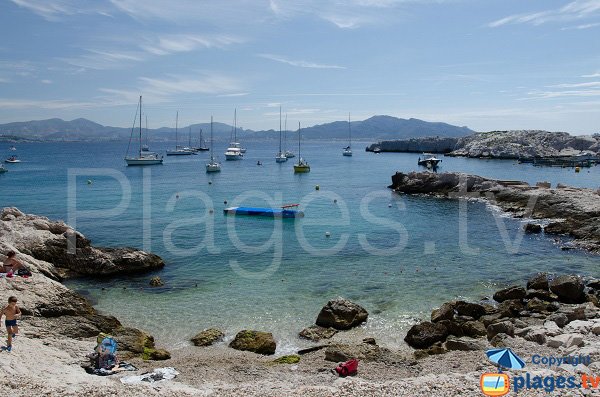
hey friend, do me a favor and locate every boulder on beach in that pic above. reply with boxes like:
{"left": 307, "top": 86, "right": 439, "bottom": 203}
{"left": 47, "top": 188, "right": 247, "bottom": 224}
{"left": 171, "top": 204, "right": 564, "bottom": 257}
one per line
{"left": 404, "top": 321, "right": 448, "bottom": 349}
{"left": 550, "top": 275, "right": 586, "bottom": 304}
{"left": 315, "top": 298, "right": 368, "bottom": 330}
{"left": 487, "top": 321, "right": 514, "bottom": 340}
{"left": 527, "top": 273, "right": 549, "bottom": 290}
{"left": 431, "top": 302, "right": 455, "bottom": 322}
{"left": 191, "top": 328, "right": 225, "bottom": 347}
{"left": 229, "top": 330, "right": 276, "bottom": 355}
{"left": 493, "top": 286, "right": 526, "bottom": 302}
{"left": 454, "top": 301, "right": 486, "bottom": 319}
{"left": 299, "top": 325, "right": 337, "bottom": 341}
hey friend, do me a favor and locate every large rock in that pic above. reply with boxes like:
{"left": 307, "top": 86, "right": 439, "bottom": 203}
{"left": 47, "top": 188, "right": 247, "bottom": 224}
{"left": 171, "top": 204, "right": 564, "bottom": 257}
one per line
{"left": 315, "top": 298, "right": 368, "bottom": 330}
{"left": 461, "top": 320, "right": 487, "bottom": 337}
{"left": 191, "top": 328, "right": 224, "bottom": 347}
{"left": 431, "top": 302, "right": 455, "bottom": 322}
{"left": 526, "top": 298, "right": 559, "bottom": 313}
{"left": 404, "top": 321, "right": 449, "bottom": 349}
{"left": 547, "top": 333, "right": 584, "bottom": 348}
{"left": 324, "top": 343, "right": 384, "bottom": 362}
{"left": 550, "top": 275, "right": 586, "bottom": 304}
{"left": 299, "top": 325, "right": 337, "bottom": 341}
{"left": 526, "top": 289, "right": 558, "bottom": 302}
{"left": 444, "top": 336, "right": 486, "bottom": 351}
{"left": 454, "top": 301, "right": 486, "bottom": 319}
{"left": 229, "top": 330, "right": 276, "bottom": 355}
{"left": 524, "top": 223, "right": 542, "bottom": 233}
{"left": 527, "top": 273, "right": 549, "bottom": 290}
{"left": 493, "top": 286, "right": 526, "bottom": 302}
{"left": 487, "top": 321, "right": 514, "bottom": 340}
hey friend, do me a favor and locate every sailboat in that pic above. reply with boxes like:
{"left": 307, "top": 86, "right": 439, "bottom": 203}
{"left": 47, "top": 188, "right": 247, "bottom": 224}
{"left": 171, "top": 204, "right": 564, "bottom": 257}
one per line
{"left": 343, "top": 113, "right": 353, "bottom": 156}
{"left": 284, "top": 113, "right": 295, "bottom": 158}
{"left": 166, "top": 111, "right": 194, "bottom": 155}
{"left": 193, "top": 128, "right": 209, "bottom": 151}
{"left": 224, "top": 109, "right": 243, "bottom": 160}
{"left": 275, "top": 107, "right": 287, "bottom": 163}
{"left": 125, "top": 96, "right": 163, "bottom": 166}
{"left": 180, "top": 127, "right": 198, "bottom": 154}
{"left": 206, "top": 116, "right": 221, "bottom": 172}
{"left": 293, "top": 122, "right": 310, "bottom": 173}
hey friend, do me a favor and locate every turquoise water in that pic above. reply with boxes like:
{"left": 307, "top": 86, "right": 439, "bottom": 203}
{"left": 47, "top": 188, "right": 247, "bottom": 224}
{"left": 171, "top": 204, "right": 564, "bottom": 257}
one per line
{"left": 1, "top": 141, "right": 599, "bottom": 352}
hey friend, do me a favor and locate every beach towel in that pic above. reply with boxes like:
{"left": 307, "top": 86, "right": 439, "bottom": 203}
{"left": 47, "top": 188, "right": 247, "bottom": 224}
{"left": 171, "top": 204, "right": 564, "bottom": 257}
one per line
{"left": 85, "top": 361, "right": 138, "bottom": 376}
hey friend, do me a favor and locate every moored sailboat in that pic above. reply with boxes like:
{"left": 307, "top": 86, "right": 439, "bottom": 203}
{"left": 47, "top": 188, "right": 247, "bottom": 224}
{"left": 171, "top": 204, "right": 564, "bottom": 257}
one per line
{"left": 125, "top": 96, "right": 163, "bottom": 166}
{"left": 225, "top": 109, "right": 243, "bottom": 160}
{"left": 293, "top": 122, "right": 310, "bottom": 173}
{"left": 275, "top": 107, "right": 287, "bottom": 163}
{"left": 166, "top": 111, "right": 194, "bottom": 156}
{"left": 206, "top": 116, "right": 221, "bottom": 173}
{"left": 343, "top": 113, "right": 353, "bottom": 156}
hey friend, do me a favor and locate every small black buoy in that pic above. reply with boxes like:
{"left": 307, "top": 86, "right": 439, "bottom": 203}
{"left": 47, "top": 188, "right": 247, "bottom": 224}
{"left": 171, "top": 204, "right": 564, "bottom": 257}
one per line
{"left": 224, "top": 200, "right": 228, "bottom": 205}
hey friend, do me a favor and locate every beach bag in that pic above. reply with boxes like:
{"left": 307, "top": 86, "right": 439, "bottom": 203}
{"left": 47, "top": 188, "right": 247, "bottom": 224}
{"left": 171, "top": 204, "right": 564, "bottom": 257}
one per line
{"left": 334, "top": 358, "right": 358, "bottom": 377}
{"left": 94, "top": 335, "right": 118, "bottom": 369}
{"left": 17, "top": 268, "right": 32, "bottom": 277}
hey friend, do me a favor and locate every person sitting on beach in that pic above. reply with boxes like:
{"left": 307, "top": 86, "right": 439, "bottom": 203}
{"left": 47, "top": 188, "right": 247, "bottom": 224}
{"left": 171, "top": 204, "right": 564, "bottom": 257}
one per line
{"left": 1, "top": 296, "right": 21, "bottom": 352}
{"left": 2, "top": 251, "right": 22, "bottom": 274}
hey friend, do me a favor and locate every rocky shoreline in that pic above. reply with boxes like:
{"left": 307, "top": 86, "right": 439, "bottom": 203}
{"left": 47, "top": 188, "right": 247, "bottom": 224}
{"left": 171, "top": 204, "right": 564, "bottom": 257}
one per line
{"left": 389, "top": 171, "right": 600, "bottom": 253}
{"left": 368, "top": 130, "right": 600, "bottom": 160}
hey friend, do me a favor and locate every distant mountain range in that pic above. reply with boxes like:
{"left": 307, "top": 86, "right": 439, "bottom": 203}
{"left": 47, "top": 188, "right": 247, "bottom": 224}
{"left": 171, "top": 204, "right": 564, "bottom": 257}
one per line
{"left": 0, "top": 115, "right": 473, "bottom": 142}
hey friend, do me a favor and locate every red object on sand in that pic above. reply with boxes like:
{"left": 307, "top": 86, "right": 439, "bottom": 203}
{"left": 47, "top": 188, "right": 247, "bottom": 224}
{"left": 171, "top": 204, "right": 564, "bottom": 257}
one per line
{"left": 334, "top": 359, "right": 358, "bottom": 377}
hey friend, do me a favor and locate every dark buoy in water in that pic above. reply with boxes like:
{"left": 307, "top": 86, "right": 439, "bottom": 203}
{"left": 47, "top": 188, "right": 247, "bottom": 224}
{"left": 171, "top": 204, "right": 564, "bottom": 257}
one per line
{"left": 208, "top": 181, "right": 212, "bottom": 185}
{"left": 209, "top": 209, "right": 214, "bottom": 214}
{"left": 333, "top": 199, "right": 337, "bottom": 204}
{"left": 176, "top": 194, "right": 180, "bottom": 199}
{"left": 224, "top": 200, "right": 228, "bottom": 205}
{"left": 315, "top": 185, "right": 320, "bottom": 190}
{"left": 325, "top": 231, "right": 331, "bottom": 237}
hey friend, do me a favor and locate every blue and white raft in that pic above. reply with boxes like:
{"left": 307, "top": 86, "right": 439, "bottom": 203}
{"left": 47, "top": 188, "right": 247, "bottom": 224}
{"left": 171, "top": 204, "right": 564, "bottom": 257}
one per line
{"left": 223, "top": 204, "right": 304, "bottom": 218}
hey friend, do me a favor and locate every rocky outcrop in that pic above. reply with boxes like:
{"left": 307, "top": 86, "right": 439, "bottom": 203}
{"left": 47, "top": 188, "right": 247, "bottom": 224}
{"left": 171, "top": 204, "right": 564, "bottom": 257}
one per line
{"left": 229, "top": 330, "right": 276, "bottom": 355}
{"left": 0, "top": 207, "right": 169, "bottom": 360}
{"left": 1, "top": 207, "right": 164, "bottom": 279}
{"left": 550, "top": 275, "right": 586, "bottom": 304}
{"left": 299, "top": 325, "right": 338, "bottom": 341}
{"left": 315, "top": 298, "right": 369, "bottom": 330}
{"left": 366, "top": 137, "right": 459, "bottom": 153}
{"left": 191, "top": 328, "right": 225, "bottom": 347}
{"left": 389, "top": 172, "right": 600, "bottom": 253}
{"left": 448, "top": 130, "right": 599, "bottom": 159}
{"left": 404, "top": 321, "right": 449, "bottom": 349}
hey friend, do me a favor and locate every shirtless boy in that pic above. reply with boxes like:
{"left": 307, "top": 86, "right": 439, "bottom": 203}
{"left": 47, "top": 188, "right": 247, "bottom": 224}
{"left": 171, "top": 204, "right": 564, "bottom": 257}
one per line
{"left": 1, "top": 296, "right": 21, "bottom": 352}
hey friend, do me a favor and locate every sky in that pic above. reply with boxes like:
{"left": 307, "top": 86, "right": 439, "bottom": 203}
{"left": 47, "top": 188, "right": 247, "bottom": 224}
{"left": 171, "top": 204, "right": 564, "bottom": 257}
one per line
{"left": 1, "top": 0, "right": 600, "bottom": 134}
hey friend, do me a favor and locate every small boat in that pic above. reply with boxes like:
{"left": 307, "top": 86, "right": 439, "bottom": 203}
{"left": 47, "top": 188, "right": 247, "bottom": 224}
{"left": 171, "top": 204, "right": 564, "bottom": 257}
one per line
{"left": 9, "top": 146, "right": 16, "bottom": 151}
{"left": 373, "top": 147, "right": 381, "bottom": 153}
{"left": 0, "top": 165, "right": 7, "bottom": 173}
{"left": 166, "top": 111, "right": 195, "bottom": 156}
{"left": 224, "top": 204, "right": 304, "bottom": 218}
{"left": 275, "top": 107, "right": 288, "bottom": 163}
{"left": 206, "top": 116, "right": 221, "bottom": 173}
{"left": 342, "top": 113, "right": 353, "bottom": 156}
{"left": 125, "top": 96, "right": 163, "bottom": 166}
{"left": 225, "top": 109, "right": 244, "bottom": 160}
{"left": 293, "top": 122, "right": 310, "bottom": 173}
{"left": 5, "top": 156, "right": 20, "bottom": 163}
{"left": 285, "top": 151, "right": 295, "bottom": 158}
{"left": 418, "top": 153, "right": 442, "bottom": 168}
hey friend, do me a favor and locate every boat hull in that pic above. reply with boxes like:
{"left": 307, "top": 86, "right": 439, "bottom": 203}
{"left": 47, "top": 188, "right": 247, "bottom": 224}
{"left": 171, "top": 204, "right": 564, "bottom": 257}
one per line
{"left": 225, "top": 153, "right": 243, "bottom": 161}
{"left": 166, "top": 150, "right": 194, "bottom": 156}
{"left": 206, "top": 163, "right": 221, "bottom": 172}
{"left": 0, "top": 167, "right": 7, "bottom": 173}
{"left": 125, "top": 158, "right": 163, "bottom": 166}
{"left": 343, "top": 151, "right": 353, "bottom": 156}
{"left": 293, "top": 165, "right": 310, "bottom": 173}
{"left": 5, "top": 160, "right": 21, "bottom": 163}
{"left": 275, "top": 156, "right": 288, "bottom": 163}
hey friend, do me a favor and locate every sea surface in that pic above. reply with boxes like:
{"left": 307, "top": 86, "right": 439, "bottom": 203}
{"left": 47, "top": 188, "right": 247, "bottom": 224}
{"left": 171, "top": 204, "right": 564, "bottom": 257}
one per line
{"left": 1, "top": 140, "right": 599, "bottom": 352}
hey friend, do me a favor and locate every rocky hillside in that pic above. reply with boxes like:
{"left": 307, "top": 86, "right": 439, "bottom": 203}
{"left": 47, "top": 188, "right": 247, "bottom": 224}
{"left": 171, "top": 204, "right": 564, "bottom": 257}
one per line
{"left": 368, "top": 130, "right": 600, "bottom": 159}
{"left": 449, "top": 130, "right": 600, "bottom": 159}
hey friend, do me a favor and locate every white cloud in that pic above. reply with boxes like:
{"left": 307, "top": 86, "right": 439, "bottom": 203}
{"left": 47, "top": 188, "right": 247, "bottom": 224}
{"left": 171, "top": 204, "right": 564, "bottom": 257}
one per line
{"left": 489, "top": 0, "right": 600, "bottom": 27}
{"left": 9, "top": 0, "right": 111, "bottom": 21}
{"left": 549, "top": 81, "right": 600, "bottom": 88}
{"left": 561, "top": 21, "right": 600, "bottom": 29}
{"left": 62, "top": 49, "right": 145, "bottom": 70}
{"left": 522, "top": 89, "right": 600, "bottom": 99}
{"left": 259, "top": 54, "right": 346, "bottom": 69}
{"left": 217, "top": 93, "right": 250, "bottom": 97}
{"left": 582, "top": 71, "right": 600, "bottom": 77}
{"left": 0, "top": 78, "right": 10, "bottom": 83}
{"left": 141, "top": 34, "right": 244, "bottom": 56}
{"left": 0, "top": 98, "right": 96, "bottom": 109}
{"left": 40, "top": 79, "right": 53, "bottom": 84}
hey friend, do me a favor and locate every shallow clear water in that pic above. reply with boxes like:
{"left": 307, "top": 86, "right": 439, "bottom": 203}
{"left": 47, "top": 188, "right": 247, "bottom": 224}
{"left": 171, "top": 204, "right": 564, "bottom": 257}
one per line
{"left": 1, "top": 141, "right": 598, "bottom": 352}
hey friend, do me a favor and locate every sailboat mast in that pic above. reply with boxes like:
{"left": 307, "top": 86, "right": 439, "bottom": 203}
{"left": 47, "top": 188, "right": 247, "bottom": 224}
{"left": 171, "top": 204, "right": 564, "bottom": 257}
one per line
{"left": 348, "top": 112, "right": 351, "bottom": 147}
{"left": 234, "top": 108, "right": 237, "bottom": 142}
{"left": 298, "top": 121, "right": 301, "bottom": 159}
{"left": 279, "top": 107, "right": 282, "bottom": 153}
{"left": 189, "top": 127, "right": 191, "bottom": 147}
{"left": 284, "top": 113, "right": 288, "bottom": 152}
{"left": 145, "top": 115, "right": 149, "bottom": 147}
{"left": 210, "top": 116, "right": 214, "bottom": 161}
{"left": 139, "top": 96, "right": 142, "bottom": 157}
{"left": 175, "top": 111, "right": 179, "bottom": 149}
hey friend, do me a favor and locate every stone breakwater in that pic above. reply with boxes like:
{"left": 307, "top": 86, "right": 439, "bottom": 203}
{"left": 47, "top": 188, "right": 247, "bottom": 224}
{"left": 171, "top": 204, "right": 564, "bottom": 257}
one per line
{"left": 0, "top": 207, "right": 169, "bottom": 360}
{"left": 389, "top": 171, "right": 600, "bottom": 253}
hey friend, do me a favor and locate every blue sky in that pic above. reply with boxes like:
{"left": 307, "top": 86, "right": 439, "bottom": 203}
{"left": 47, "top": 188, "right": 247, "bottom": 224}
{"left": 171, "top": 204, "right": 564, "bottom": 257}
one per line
{"left": 1, "top": 0, "right": 599, "bottom": 133}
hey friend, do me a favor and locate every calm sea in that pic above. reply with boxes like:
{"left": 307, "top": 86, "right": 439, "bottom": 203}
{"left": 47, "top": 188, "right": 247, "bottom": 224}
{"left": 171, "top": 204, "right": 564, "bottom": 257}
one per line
{"left": 1, "top": 140, "right": 599, "bottom": 353}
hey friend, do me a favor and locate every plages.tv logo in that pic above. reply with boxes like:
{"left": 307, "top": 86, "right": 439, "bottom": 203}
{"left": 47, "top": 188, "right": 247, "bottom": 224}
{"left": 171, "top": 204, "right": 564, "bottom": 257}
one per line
{"left": 480, "top": 348, "right": 525, "bottom": 397}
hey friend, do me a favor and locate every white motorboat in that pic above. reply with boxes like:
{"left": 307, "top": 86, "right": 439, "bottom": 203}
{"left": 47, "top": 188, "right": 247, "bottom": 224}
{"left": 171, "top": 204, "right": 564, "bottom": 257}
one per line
{"left": 5, "top": 156, "right": 20, "bottom": 163}
{"left": 224, "top": 109, "right": 243, "bottom": 160}
{"left": 418, "top": 153, "right": 442, "bottom": 168}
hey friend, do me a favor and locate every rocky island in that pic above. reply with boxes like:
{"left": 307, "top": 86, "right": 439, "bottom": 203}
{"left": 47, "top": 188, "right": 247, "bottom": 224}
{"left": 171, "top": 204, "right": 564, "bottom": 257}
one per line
{"left": 368, "top": 130, "right": 600, "bottom": 160}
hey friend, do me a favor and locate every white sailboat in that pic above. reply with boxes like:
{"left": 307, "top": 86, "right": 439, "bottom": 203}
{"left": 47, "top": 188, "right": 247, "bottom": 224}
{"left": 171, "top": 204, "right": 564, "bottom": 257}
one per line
{"left": 193, "top": 128, "right": 209, "bottom": 151}
{"left": 206, "top": 116, "right": 221, "bottom": 172}
{"left": 166, "top": 111, "right": 194, "bottom": 156}
{"left": 343, "top": 113, "right": 353, "bottom": 156}
{"left": 125, "top": 96, "right": 163, "bottom": 166}
{"left": 141, "top": 116, "right": 150, "bottom": 152}
{"left": 225, "top": 109, "right": 243, "bottom": 160}
{"left": 284, "top": 113, "right": 295, "bottom": 158}
{"left": 293, "top": 122, "right": 310, "bottom": 173}
{"left": 275, "top": 107, "right": 287, "bottom": 163}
